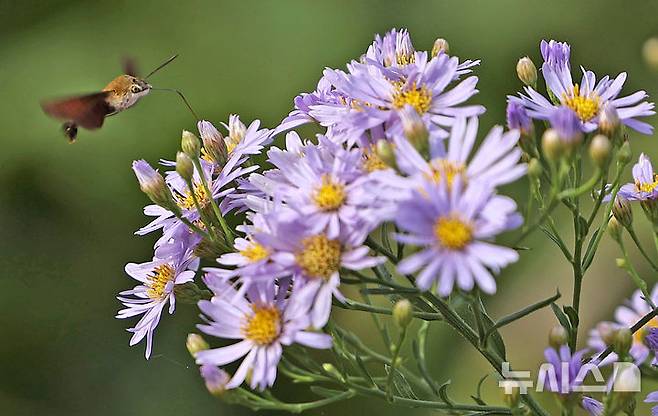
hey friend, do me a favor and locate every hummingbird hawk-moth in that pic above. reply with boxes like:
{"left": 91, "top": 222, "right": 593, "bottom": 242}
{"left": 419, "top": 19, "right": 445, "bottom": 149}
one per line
{"left": 41, "top": 55, "right": 184, "bottom": 143}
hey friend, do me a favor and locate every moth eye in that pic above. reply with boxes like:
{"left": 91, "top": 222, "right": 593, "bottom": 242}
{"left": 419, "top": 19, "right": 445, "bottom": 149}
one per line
{"left": 130, "top": 85, "right": 141, "bottom": 94}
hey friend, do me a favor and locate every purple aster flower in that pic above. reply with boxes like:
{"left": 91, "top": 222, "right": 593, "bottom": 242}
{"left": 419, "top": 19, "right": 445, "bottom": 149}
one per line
{"left": 510, "top": 39, "right": 655, "bottom": 134}
{"left": 362, "top": 28, "right": 479, "bottom": 78}
{"left": 549, "top": 106, "right": 583, "bottom": 143}
{"left": 276, "top": 28, "right": 481, "bottom": 142}
{"left": 646, "top": 391, "right": 658, "bottom": 416}
{"left": 543, "top": 345, "right": 590, "bottom": 394}
{"left": 264, "top": 136, "right": 392, "bottom": 239}
{"left": 254, "top": 212, "right": 383, "bottom": 328}
{"left": 542, "top": 346, "right": 605, "bottom": 416}
{"left": 589, "top": 285, "right": 658, "bottom": 365}
{"left": 618, "top": 153, "right": 658, "bottom": 201}
{"left": 506, "top": 100, "right": 533, "bottom": 135}
{"left": 195, "top": 279, "right": 332, "bottom": 390}
{"left": 212, "top": 211, "right": 287, "bottom": 287}
{"left": 116, "top": 241, "right": 199, "bottom": 359}
{"left": 391, "top": 116, "right": 526, "bottom": 189}
{"left": 394, "top": 178, "right": 521, "bottom": 296}
{"left": 317, "top": 52, "right": 485, "bottom": 142}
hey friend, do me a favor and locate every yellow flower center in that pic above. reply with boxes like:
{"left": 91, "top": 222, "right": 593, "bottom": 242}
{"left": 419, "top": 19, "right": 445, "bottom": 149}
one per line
{"left": 634, "top": 317, "right": 658, "bottom": 345}
{"left": 434, "top": 216, "right": 473, "bottom": 250}
{"left": 392, "top": 82, "right": 432, "bottom": 114}
{"left": 200, "top": 147, "right": 213, "bottom": 163}
{"left": 313, "top": 175, "right": 346, "bottom": 211}
{"left": 427, "top": 159, "right": 466, "bottom": 187}
{"left": 296, "top": 235, "right": 342, "bottom": 280}
{"left": 242, "top": 305, "right": 281, "bottom": 346}
{"left": 177, "top": 184, "right": 209, "bottom": 211}
{"left": 636, "top": 174, "right": 658, "bottom": 193}
{"left": 146, "top": 264, "right": 175, "bottom": 299}
{"left": 240, "top": 241, "right": 269, "bottom": 263}
{"left": 225, "top": 136, "right": 240, "bottom": 155}
{"left": 396, "top": 51, "right": 415, "bottom": 66}
{"left": 563, "top": 84, "right": 600, "bottom": 122}
{"left": 362, "top": 146, "right": 388, "bottom": 172}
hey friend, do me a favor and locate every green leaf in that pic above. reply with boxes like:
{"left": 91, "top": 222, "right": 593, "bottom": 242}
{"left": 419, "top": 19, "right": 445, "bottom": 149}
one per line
{"left": 384, "top": 364, "right": 418, "bottom": 399}
{"left": 563, "top": 305, "right": 580, "bottom": 329}
{"left": 438, "top": 380, "right": 454, "bottom": 407}
{"left": 471, "top": 373, "right": 490, "bottom": 405}
{"left": 478, "top": 300, "right": 506, "bottom": 360}
{"left": 550, "top": 302, "right": 572, "bottom": 331}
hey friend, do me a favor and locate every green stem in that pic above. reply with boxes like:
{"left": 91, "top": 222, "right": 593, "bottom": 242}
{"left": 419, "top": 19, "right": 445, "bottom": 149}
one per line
{"left": 386, "top": 326, "right": 408, "bottom": 401}
{"left": 167, "top": 204, "right": 211, "bottom": 240}
{"left": 422, "top": 294, "right": 549, "bottom": 416}
{"left": 366, "top": 236, "right": 397, "bottom": 263}
{"left": 582, "top": 161, "right": 627, "bottom": 271}
{"left": 618, "top": 239, "right": 656, "bottom": 309}
{"left": 627, "top": 226, "right": 658, "bottom": 271}
{"left": 235, "top": 388, "right": 356, "bottom": 413}
{"left": 335, "top": 298, "right": 442, "bottom": 321}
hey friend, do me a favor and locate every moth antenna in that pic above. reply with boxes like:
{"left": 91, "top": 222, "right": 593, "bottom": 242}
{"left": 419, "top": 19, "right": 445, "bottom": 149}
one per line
{"left": 150, "top": 87, "right": 199, "bottom": 121}
{"left": 144, "top": 54, "right": 179, "bottom": 80}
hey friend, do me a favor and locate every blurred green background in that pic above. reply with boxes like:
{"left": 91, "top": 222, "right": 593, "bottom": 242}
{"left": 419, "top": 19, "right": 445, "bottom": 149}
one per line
{"left": 2, "top": 0, "right": 658, "bottom": 414}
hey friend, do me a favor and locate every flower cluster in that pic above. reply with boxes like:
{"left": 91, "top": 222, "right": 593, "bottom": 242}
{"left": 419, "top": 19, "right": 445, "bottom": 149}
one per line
{"left": 116, "top": 29, "right": 658, "bottom": 415}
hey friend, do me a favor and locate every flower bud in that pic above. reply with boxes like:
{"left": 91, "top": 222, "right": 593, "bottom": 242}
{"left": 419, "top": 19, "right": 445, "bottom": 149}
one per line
{"left": 613, "top": 195, "right": 633, "bottom": 228}
{"left": 194, "top": 235, "right": 228, "bottom": 259}
{"left": 615, "top": 257, "right": 627, "bottom": 268}
{"left": 597, "top": 322, "right": 616, "bottom": 346}
{"left": 598, "top": 103, "right": 620, "bottom": 137}
{"left": 393, "top": 299, "right": 413, "bottom": 328}
{"left": 174, "top": 282, "right": 212, "bottom": 304}
{"left": 614, "top": 328, "right": 633, "bottom": 357}
{"left": 506, "top": 100, "right": 533, "bottom": 136}
{"left": 186, "top": 333, "right": 210, "bottom": 356}
{"left": 227, "top": 114, "right": 247, "bottom": 143}
{"left": 516, "top": 56, "right": 537, "bottom": 86}
{"left": 548, "top": 325, "right": 568, "bottom": 349}
{"left": 608, "top": 216, "right": 624, "bottom": 242}
{"left": 618, "top": 141, "right": 632, "bottom": 165}
{"left": 200, "top": 365, "right": 230, "bottom": 396}
{"left": 643, "top": 37, "right": 658, "bottom": 70}
{"left": 431, "top": 38, "right": 449, "bottom": 57}
{"left": 176, "top": 151, "right": 194, "bottom": 182}
{"left": 132, "top": 159, "right": 172, "bottom": 207}
{"left": 399, "top": 105, "right": 429, "bottom": 154}
{"left": 198, "top": 120, "right": 228, "bottom": 166}
{"left": 375, "top": 139, "right": 397, "bottom": 169}
{"left": 527, "top": 158, "right": 542, "bottom": 179}
{"left": 541, "top": 129, "right": 563, "bottom": 161}
{"left": 322, "top": 363, "right": 344, "bottom": 380}
{"left": 549, "top": 106, "right": 583, "bottom": 152}
{"left": 589, "top": 134, "right": 611, "bottom": 168}
{"left": 181, "top": 130, "right": 201, "bottom": 158}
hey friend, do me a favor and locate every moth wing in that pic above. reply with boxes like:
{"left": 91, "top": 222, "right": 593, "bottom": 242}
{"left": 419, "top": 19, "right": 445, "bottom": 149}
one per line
{"left": 122, "top": 56, "right": 139, "bottom": 77}
{"left": 41, "top": 92, "right": 112, "bottom": 129}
